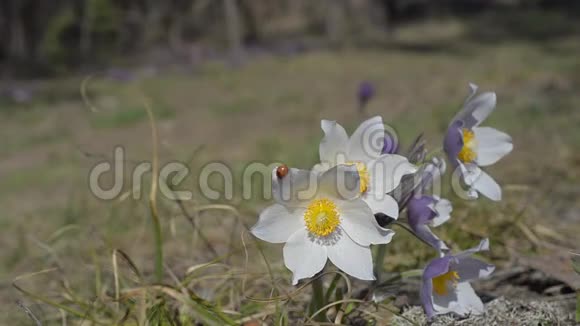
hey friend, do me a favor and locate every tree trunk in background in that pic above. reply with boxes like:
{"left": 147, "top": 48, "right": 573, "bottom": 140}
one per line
{"left": 0, "top": 1, "right": 9, "bottom": 65}
{"left": 224, "top": 0, "right": 243, "bottom": 63}
{"left": 6, "top": 0, "right": 26, "bottom": 61}
{"left": 239, "top": 0, "right": 260, "bottom": 45}
{"left": 76, "top": 0, "right": 92, "bottom": 59}
{"left": 325, "top": 0, "right": 346, "bottom": 47}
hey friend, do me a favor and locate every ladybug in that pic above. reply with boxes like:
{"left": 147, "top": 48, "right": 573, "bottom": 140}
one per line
{"left": 276, "top": 164, "right": 289, "bottom": 179}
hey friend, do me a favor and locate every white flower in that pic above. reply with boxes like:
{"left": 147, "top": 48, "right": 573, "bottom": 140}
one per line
{"left": 251, "top": 165, "right": 394, "bottom": 284}
{"left": 421, "top": 239, "right": 495, "bottom": 319}
{"left": 444, "top": 84, "right": 513, "bottom": 201}
{"left": 315, "top": 116, "right": 417, "bottom": 218}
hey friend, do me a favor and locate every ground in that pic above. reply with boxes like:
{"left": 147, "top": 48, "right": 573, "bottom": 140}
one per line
{"left": 0, "top": 16, "right": 579, "bottom": 324}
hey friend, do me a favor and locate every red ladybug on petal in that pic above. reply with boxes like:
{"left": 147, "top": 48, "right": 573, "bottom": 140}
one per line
{"left": 276, "top": 164, "right": 288, "bottom": 179}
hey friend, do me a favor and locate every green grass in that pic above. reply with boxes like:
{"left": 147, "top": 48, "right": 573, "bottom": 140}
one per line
{"left": 90, "top": 103, "right": 175, "bottom": 128}
{"left": 0, "top": 162, "right": 80, "bottom": 195}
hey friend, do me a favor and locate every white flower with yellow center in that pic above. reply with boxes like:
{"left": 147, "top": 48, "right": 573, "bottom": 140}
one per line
{"left": 251, "top": 165, "right": 394, "bottom": 284}
{"left": 443, "top": 84, "right": 513, "bottom": 201}
{"left": 315, "top": 116, "right": 418, "bottom": 218}
{"left": 421, "top": 239, "right": 495, "bottom": 319}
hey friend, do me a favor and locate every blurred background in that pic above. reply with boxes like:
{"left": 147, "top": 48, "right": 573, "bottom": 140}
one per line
{"left": 1, "top": 0, "right": 579, "bottom": 324}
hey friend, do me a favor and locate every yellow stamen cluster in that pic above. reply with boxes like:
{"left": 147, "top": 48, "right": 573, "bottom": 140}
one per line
{"left": 346, "top": 161, "right": 370, "bottom": 194}
{"left": 432, "top": 270, "right": 460, "bottom": 296}
{"left": 304, "top": 198, "right": 340, "bottom": 237}
{"left": 458, "top": 128, "right": 477, "bottom": 163}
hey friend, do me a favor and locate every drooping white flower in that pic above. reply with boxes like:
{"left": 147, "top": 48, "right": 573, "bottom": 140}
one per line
{"left": 421, "top": 239, "right": 495, "bottom": 319}
{"left": 443, "top": 84, "right": 513, "bottom": 201}
{"left": 315, "top": 116, "right": 417, "bottom": 218}
{"left": 251, "top": 165, "right": 394, "bottom": 284}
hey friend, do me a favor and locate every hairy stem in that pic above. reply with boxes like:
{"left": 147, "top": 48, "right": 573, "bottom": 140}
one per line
{"left": 374, "top": 244, "right": 388, "bottom": 282}
{"left": 310, "top": 276, "right": 325, "bottom": 321}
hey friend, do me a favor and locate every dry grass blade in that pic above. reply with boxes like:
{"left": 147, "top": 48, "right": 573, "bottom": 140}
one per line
{"left": 111, "top": 248, "right": 144, "bottom": 322}
{"left": 571, "top": 252, "right": 580, "bottom": 275}
{"left": 120, "top": 284, "right": 236, "bottom": 325}
{"left": 305, "top": 299, "right": 365, "bottom": 324}
{"left": 174, "top": 197, "right": 218, "bottom": 256}
{"left": 142, "top": 96, "right": 164, "bottom": 283}
{"left": 80, "top": 74, "right": 99, "bottom": 113}
{"left": 47, "top": 224, "right": 81, "bottom": 244}
{"left": 112, "top": 249, "right": 120, "bottom": 313}
{"left": 15, "top": 300, "right": 42, "bottom": 326}
{"left": 13, "top": 269, "right": 107, "bottom": 324}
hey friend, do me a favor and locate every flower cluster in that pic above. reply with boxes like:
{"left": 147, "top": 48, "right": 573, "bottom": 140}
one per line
{"left": 251, "top": 83, "right": 512, "bottom": 319}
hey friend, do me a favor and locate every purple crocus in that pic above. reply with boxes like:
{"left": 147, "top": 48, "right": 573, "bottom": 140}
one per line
{"left": 421, "top": 239, "right": 495, "bottom": 319}
{"left": 357, "top": 81, "right": 375, "bottom": 111}
{"left": 407, "top": 157, "right": 451, "bottom": 252}
{"left": 443, "top": 83, "right": 513, "bottom": 201}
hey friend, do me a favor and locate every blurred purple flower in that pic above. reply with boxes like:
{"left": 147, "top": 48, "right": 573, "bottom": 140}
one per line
{"left": 381, "top": 133, "right": 398, "bottom": 154}
{"left": 107, "top": 68, "right": 135, "bottom": 82}
{"left": 421, "top": 239, "right": 495, "bottom": 319}
{"left": 9, "top": 88, "right": 33, "bottom": 103}
{"left": 357, "top": 81, "right": 375, "bottom": 111}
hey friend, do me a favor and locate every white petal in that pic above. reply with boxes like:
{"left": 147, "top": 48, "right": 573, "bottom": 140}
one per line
{"left": 368, "top": 154, "right": 417, "bottom": 194}
{"left": 466, "top": 83, "right": 479, "bottom": 100}
{"left": 431, "top": 199, "right": 452, "bottom": 227}
{"left": 347, "top": 116, "right": 384, "bottom": 162}
{"left": 327, "top": 232, "right": 375, "bottom": 281}
{"left": 433, "top": 282, "right": 481, "bottom": 316}
{"left": 473, "top": 127, "right": 513, "bottom": 166}
{"left": 471, "top": 93, "right": 496, "bottom": 127}
{"left": 283, "top": 229, "right": 327, "bottom": 285}
{"left": 455, "top": 257, "right": 495, "bottom": 282}
{"left": 460, "top": 165, "right": 501, "bottom": 201}
{"left": 432, "top": 292, "right": 454, "bottom": 316}
{"left": 272, "top": 168, "right": 317, "bottom": 207}
{"left": 312, "top": 162, "right": 330, "bottom": 173}
{"left": 452, "top": 92, "right": 496, "bottom": 129}
{"left": 251, "top": 204, "right": 304, "bottom": 243}
{"left": 363, "top": 193, "right": 399, "bottom": 219}
{"left": 318, "top": 164, "right": 361, "bottom": 200}
{"left": 467, "top": 188, "right": 479, "bottom": 200}
{"left": 451, "top": 282, "right": 484, "bottom": 316}
{"left": 459, "top": 162, "right": 476, "bottom": 185}
{"left": 455, "top": 238, "right": 490, "bottom": 259}
{"left": 338, "top": 199, "right": 394, "bottom": 246}
{"left": 471, "top": 169, "right": 502, "bottom": 201}
{"left": 320, "top": 120, "right": 349, "bottom": 165}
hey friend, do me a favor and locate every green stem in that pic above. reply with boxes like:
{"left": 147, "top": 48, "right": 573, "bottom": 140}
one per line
{"left": 394, "top": 221, "right": 434, "bottom": 248}
{"left": 310, "top": 276, "right": 325, "bottom": 322}
{"left": 374, "top": 244, "right": 388, "bottom": 282}
{"left": 324, "top": 274, "right": 342, "bottom": 303}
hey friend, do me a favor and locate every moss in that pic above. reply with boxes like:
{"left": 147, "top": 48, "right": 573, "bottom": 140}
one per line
{"left": 392, "top": 297, "right": 575, "bottom": 325}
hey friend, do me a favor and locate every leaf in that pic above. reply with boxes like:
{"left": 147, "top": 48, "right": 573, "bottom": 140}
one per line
{"left": 571, "top": 254, "right": 580, "bottom": 275}
{"left": 344, "top": 302, "right": 356, "bottom": 315}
